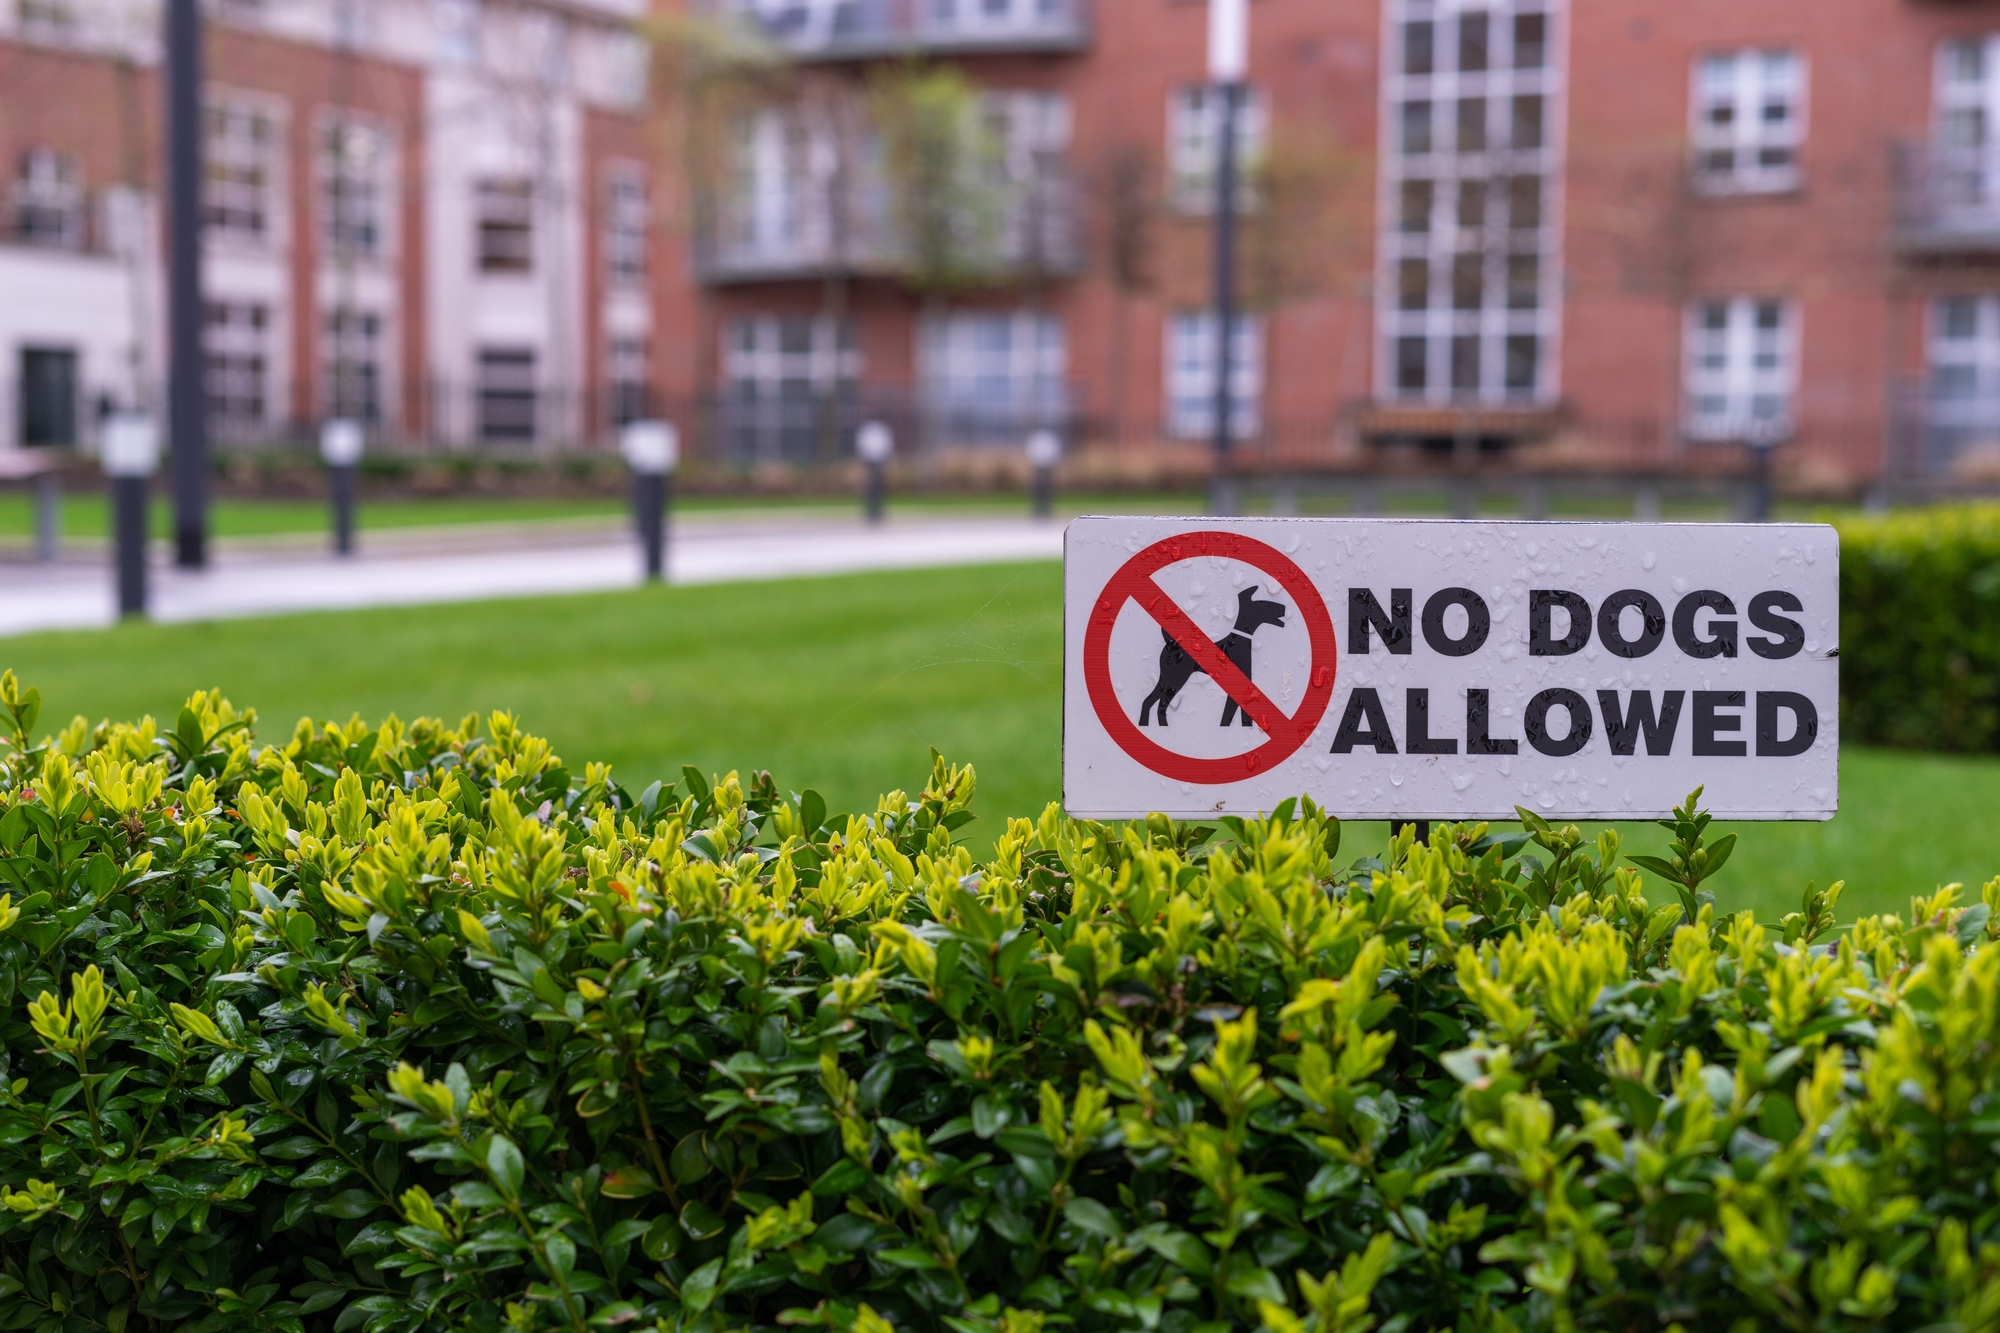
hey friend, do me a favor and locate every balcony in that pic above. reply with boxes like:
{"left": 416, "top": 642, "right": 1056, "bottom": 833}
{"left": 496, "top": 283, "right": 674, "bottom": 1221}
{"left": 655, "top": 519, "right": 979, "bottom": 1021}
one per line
{"left": 713, "top": 0, "right": 1090, "bottom": 61}
{"left": 1893, "top": 140, "right": 2000, "bottom": 255}
{"left": 698, "top": 173, "right": 1082, "bottom": 284}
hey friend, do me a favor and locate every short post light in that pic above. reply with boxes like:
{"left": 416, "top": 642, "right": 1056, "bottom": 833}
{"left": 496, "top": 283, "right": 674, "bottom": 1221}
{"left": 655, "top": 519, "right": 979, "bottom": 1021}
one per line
{"left": 1025, "top": 428, "right": 1061, "bottom": 520}
{"left": 621, "top": 419, "right": 679, "bottom": 582}
{"left": 320, "top": 418, "right": 364, "bottom": 556}
{"left": 102, "top": 415, "right": 159, "bottom": 618}
{"left": 856, "top": 420, "right": 892, "bottom": 525}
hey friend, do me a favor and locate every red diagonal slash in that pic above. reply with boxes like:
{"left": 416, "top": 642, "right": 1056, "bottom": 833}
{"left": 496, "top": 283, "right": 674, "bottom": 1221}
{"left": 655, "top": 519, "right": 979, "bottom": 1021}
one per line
{"left": 1135, "top": 576, "right": 1287, "bottom": 736}
{"left": 1080, "top": 530, "right": 1339, "bottom": 786}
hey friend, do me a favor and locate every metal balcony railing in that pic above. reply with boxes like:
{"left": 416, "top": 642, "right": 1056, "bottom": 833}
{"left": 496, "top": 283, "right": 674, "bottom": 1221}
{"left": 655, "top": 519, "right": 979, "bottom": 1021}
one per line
{"left": 1887, "top": 378, "right": 2000, "bottom": 490}
{"left": 713, "top": 0, "right": 1090, "bottom": 61}
{"left": 697, "top": 174, "right": 1083, "bottom": 284}
{"left": 1893, "top": 140, "right": 2000, "bottom": 254}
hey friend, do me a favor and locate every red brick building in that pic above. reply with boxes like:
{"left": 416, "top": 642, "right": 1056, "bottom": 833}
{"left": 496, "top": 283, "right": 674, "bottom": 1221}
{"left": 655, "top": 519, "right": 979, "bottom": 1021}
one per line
{"left": 9, "top": 0, "right": 2000, "bottom": 494}
{"left": 671, "top": 0, "right": 2000, "bottom": 493}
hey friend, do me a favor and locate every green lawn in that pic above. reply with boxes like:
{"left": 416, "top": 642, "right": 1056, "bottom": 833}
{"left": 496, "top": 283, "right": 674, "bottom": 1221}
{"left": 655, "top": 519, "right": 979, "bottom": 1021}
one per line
{"left": 0, "top": 560, "right": 1992, "bottom": 925}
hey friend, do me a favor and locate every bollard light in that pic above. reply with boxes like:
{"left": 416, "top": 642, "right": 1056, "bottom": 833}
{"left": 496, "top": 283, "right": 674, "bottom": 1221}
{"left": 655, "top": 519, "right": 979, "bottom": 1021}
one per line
{"left": 102, "top": 415, "right": 159, "bottom": 618}
{"left": 1025, "top": 428, "right": 1061, "bottom": 520}
{"left": 856, "top": 420, "right": 892, "bottom": 524}
{"left": 321, "top": 419, "right": 364, "bottom": 556}
{"left": 621, "top": 419, "right": 679, "bottom": 582}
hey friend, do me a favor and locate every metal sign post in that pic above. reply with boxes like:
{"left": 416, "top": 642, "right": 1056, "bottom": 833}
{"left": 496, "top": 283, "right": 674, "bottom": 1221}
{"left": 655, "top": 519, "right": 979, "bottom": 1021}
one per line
{"left": 1063, "top": 517, "right": 1839, "bottom": 822}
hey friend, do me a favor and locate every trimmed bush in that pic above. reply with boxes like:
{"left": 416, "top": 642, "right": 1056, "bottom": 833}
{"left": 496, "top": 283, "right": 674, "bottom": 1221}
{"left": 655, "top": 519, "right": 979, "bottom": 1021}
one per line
{"left": 1, "top": 672, "right": 1999, "bottom": 1333}
{"left": 1839, "top": 504, "right": 2000, "bottom": 751}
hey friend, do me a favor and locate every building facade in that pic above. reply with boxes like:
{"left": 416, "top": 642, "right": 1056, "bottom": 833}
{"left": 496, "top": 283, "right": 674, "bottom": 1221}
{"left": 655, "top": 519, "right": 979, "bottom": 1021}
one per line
{"left": 10, "top": 0, "right": 2000, "bottom": 491}
{"left": 0, "top": 0, "right": 653, "bottom": 451}
{"left": 674, "top": 0, "right": 2000, "bottom": 492}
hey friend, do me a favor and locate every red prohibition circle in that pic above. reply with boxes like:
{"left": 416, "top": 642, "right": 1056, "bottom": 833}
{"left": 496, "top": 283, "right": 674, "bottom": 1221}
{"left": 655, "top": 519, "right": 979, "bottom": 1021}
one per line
{"left": 1082, "top": 531, "right": 1339, "bottom": 785}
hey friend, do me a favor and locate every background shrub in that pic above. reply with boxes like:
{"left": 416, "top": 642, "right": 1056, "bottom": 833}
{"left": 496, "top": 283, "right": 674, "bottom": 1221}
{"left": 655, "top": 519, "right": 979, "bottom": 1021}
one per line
{"left": 1, "top": 672, "right": 1999, "bottom": 1333}
{"left": 1839, "top": 504, "right": 2000, "bottom": 751}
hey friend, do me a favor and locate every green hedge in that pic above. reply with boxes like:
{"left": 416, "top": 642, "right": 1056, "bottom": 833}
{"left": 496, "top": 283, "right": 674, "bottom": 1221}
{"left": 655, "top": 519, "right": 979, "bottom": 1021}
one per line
{"left": 2, "top": 672, "right": 2000, "bottom": 1333}
{"left": 1839, "top": 504, "right": 2000, "bottom": 751}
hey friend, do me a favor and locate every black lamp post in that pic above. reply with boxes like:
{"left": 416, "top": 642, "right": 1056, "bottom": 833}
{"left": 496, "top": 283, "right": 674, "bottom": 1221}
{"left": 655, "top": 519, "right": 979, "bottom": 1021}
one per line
{"left": 622, "top": 419, "right": 679, "bottom": 581}
{"left": 103, "top": 415, "right": 160, "bottom": 618}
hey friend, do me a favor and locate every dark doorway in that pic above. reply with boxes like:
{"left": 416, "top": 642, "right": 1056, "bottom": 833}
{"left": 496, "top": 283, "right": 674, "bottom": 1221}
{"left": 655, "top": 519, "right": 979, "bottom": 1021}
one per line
{"left": 19, "top": 346, "right": 78, "bottom": 447}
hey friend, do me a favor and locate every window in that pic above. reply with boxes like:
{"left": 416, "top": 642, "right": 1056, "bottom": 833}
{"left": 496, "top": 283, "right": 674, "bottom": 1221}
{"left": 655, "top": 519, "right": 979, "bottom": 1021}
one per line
{"left": 13, "top": 149, "right": 84, "bottom": 249}
{"left": 723, "top": 109, "right": 829, "bottom": 265}
{"left": 477, "top": 347, "right": 537, "bottom": 441}
{"left": 1691, "top": 49, "right": 1804, "bottom": 193}
{"left": 204, "top": 301, "right": 270, "bottom": 437}
{"left": 205, "top": 101, "right": 279, "bottom": 242}
{"left": 986, "top": 92, "right": 1073, "bottom": 266}
{"left": 919, "top": 310, "right": 1066, "bottom": 441}
{"left": 16, "top": 0, "right": 76, "bottom": 41}
{"left": 323, "top": 309, "right": 382, "bottom": 425}
{"left": 720, "top": 316, "right": 859, "bottom": 462}
{"left": 1377, "top": 0, "right": 1562, "bottom": 406}
{"left": 607, "top": 337, "right": 651, "bottom": 427}
{"left": 605, "top": 167, "right": 647, "bottom": 286}
{"left": 1933, "top": 37, "right": 2000, "bottom": 217}
{"left": 1167, "top": 84, "right": 1268, "bottom": 213}
{"left": 435, "top": 0, "right": 479, "bottom": 64}
{"left": 1924, "top": 295, "right": 2000, "bottom": 458}
{"left": 927, "top": 0, "right": 1065, "bottom": 38}
{"left": 476, "top": 178, "right": 533, "bottom": 273}
{"left": 18, "top": 347, "right": 77, "bottom": 447}
{"left": 321, "top": 121, "right": 386, "bottom": 257}
{"left": 1683, "top": 297, "right": 1795, "bottom": 441}
{"left": 1165, "top": 311, "right": 1263, "bottom": 440}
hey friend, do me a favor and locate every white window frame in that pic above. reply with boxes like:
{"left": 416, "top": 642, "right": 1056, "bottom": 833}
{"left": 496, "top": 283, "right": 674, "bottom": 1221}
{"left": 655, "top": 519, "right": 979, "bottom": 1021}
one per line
{"left": 475, "top": 177, "right": 535, "bottom": 274}
{"left": 205, "top": 300, "right": 271, "bottom": 437}
{"left": 720, "top": 315, "right": 860, "bottom": 461}
{"left": 1690, "top": 48, "right": 1805, "bottom": 194}
{"left": 476, "top": 346, "right": 538, "bottom": 442}
{"left": 918, "top": 309, "right": 1067, "bottom": 435}
{"left": 1164, "top": 311, "right": 1263, "bottom": 441}
{"left": 321, "top": 306, "right": 386, "bottom": 427}
{"left": 13, "top": 148, "right": 85, "bottom": 249}
{"left": 1167, "top": 84, "right": 1268, "bottom": 215}
{"left": 604, "top": 163, "right": 647, "bottom": 287}
{"left": 1375, "top": 0, "right": 1564, "bottom": 408}
{"left": 318, "top": 115, "right": 393, "bottom": 260}
{"left": 1682, "top": 296, "right": 1797, "bottom": 442}
{"left": 606, "top": 335, "right": 651, "bottom": 427}
{"left": 1925, "top": 294, "right": 2000, "bottom": 437}
{"left": 204, "top": 95, "right": 285, "bottom": 246}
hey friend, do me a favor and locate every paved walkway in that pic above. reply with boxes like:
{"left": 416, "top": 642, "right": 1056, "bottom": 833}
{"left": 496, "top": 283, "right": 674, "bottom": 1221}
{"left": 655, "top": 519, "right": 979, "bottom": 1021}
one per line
{"left": 0, "top": 512, "right": 1065, "bottom": 637}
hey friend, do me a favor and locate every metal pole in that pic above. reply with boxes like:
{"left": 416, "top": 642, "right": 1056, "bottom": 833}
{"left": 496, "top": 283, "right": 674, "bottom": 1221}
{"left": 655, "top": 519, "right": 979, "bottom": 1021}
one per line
{"left": 1032, "top": 464, "right": 1055, "bottom": 519}
{"left": 113, "top": 475, "right": 148, "bottom": 617}
{"left": 330, "top": 464, "right": 356, "bottom": 555}
{"left": 164, "top": 0, "right": 208, "bottom": 568}
{"left": 1749, "top": 442, "right": 1774, "bottom": 521}
{"left": 634, "top": 470, "right": 665, "bottom": 581}
{"left": 864, "top": 460, "right": 885, "bottom": 524}
{"left": 34, "top": 470, "right": 59, "bottom": 562}
{"left": 1209, "top": 80, "right": 1240, "bottom": 517}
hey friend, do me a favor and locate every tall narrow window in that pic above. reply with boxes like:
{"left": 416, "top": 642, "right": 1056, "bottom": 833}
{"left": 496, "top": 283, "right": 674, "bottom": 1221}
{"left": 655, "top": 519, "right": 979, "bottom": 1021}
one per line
{"left": 1682, "top": 297, "right": 1796, "bottom": 441}
{"left": 205, "top": 101, "right": 280, "bottom": 242}
{"left": 205, "top": 301, "right": 270, "bottom": 437}
{"left": 919, "top": 310, "right": 1066, "bottom": 442}
{"left": 323, "top": 309, "right": 383, "bottom": 425}
{"left": 1924, "top": 294, "right": 2000, "bottom": 463}
{"left": 322, "top": 121, "right": 386, "bottom": 257}
{"left": 607, "top": 337, "right": 650, "bottom": 426}
{"left": 1167, "top": 84, "right": 1268, "bottom": 214}
{"left": 604, "top": 167, "right": 647, "bottom": 286}
{"left": 1377, "top": 0, "right": 1562, "bottom": 406}
{"left": 476, "top": 178, "right": 534, "bottom": 273}
{"left": 477, "top": 347, "right": 538, "bottom": 441}
{"left": 1165, "top": 311, "right": 1263, "bottom": 440}
{"left": 1691, "top": 49, "right": 1805, "bottom": 193}
{"left": 12, "top": 149, "right": 84, "bottom": 249}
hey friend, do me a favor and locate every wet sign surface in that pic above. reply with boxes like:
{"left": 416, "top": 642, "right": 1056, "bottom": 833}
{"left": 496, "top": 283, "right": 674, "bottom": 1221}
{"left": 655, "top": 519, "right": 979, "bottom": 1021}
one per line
{"left": 1062, "top": 518, "right": 1839, "bottom": 821}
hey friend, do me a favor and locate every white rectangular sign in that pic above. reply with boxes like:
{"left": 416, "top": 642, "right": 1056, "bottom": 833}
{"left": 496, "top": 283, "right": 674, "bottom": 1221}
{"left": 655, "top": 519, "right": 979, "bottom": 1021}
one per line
{"left": 1062, "top": 517, "right": 1838, "bottom": 821}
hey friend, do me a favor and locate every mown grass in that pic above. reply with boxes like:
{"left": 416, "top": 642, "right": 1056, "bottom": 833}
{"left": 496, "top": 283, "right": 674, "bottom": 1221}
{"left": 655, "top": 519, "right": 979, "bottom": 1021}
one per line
{"left": 0, "top": 560, "right": 1990, "bottom": 924}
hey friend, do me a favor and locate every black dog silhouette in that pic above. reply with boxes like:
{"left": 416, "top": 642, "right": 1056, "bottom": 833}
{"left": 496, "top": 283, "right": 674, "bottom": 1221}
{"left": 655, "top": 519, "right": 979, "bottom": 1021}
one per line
{"left": 1137, "top": 586, "right": 1288, "bottom": 728}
